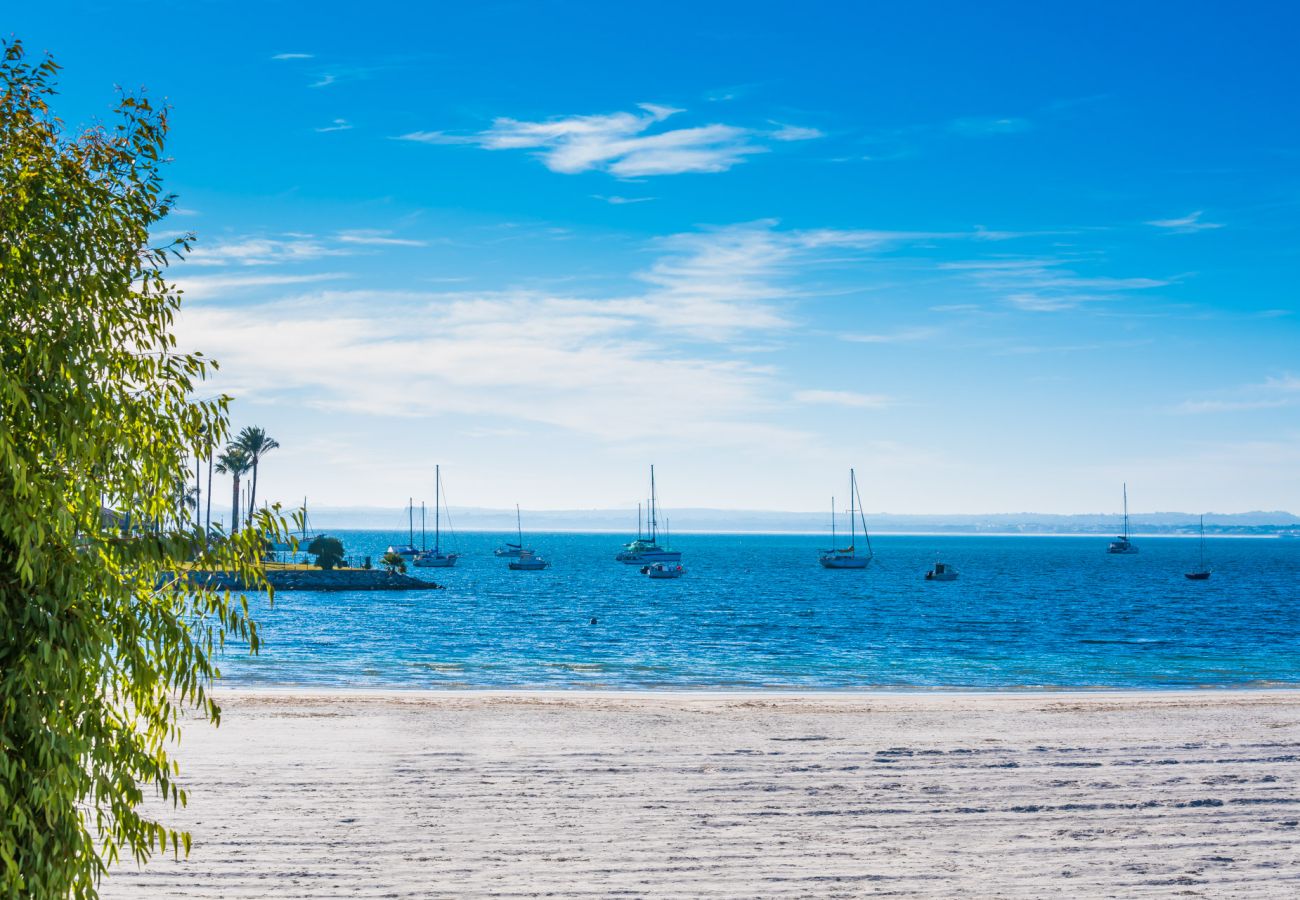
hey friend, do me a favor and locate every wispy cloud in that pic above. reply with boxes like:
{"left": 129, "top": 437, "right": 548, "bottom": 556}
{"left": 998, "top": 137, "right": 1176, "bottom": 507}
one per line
{"left": 941, "top": 257, "right": 1169, "bottom": 312}
{"left": 1148, "top": 210, "right": 1224, "bottom": 233}
{"left": 336, "top": 229, "right": 427, "bottom": 247}
{"left": 396, "top": 104, "right": 823, "bottom": 177}
{"left": 949, "top": 116, "right": 1033, "bottom": 136}
{"left": 1174, "top": 374, "right": 1300, "bottom": 414}
{"left": 770, "top": 123, "right": 825, "bottom": 142}
{"left": 794, "top": 390, "right": 893, "bottom": 408}
{"left": 175, "top": 272, "right": 350, "bottom": 300}
{"left": 315, "top": 118, "right": 353, "bottom": 133}
{"left": 841, "top": 327, "right": 938, "bottom": 344}
{"left": 271, "top": 52, "right": 314, "bottom": 60}
{"left": 186, "top": 236, "right": 350, "bottom": 267}
{"left": 592, "top": 194, "right": 656, "bottom": 205}
{"left": 310, "top": 74, "right": 337, "bottom": 89}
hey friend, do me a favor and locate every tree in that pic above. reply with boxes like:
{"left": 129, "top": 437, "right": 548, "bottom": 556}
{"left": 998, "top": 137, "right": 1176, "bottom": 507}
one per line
{"left": 214, "top": 445, "right": 251, "bottom": 532}
{"left": 307, "top": 535, "right": 346, "bottom": 570}
{"left": 380, "top": 550, "right": 407, "bottom": 574}
{"left": 234, "top": 426, "right": 279, "bottom": 524}
{"left": 0, "top": 42, "right": 288, "bottom": 898}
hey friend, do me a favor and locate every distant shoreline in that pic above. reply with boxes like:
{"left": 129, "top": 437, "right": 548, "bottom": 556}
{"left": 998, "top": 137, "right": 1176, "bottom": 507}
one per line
{"left": 297, "top": 526, "right": 1299, "bottom": 539}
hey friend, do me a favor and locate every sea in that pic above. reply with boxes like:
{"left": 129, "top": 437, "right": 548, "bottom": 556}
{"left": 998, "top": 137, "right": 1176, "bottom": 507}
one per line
{"left": 217, "top": 531, "right": 1300, "bottom": 691}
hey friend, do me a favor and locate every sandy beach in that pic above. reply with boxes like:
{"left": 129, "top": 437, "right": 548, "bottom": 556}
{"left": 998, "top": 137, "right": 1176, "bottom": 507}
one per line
{"left": 103, "top": 690, "right": 1300, "bottom": 898}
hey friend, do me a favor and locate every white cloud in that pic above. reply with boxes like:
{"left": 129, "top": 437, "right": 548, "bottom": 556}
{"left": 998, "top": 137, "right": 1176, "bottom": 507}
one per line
{"left": 271, "top": 53, "right": 314, "bottom": 60}
{"left": 315, "top": 118, "right": 353, "bottom": 133}
{"left": 794, "top": 390, "right": 893, "bottom": 408}
{"left": 592, "top": 195, "right": 656, "bottom": 205}
{"left": 310, "top": 74, "right": 337, "bottom": 89}
{"left": 336, "top": 230, "right": 427, "bottom": 247}
{"left": 1148, "top": 210, "right": 1224, "bottom": 233}
{"left": 397, "top": 104, "right": 824, "bottom": 177}
{"left": 950, "top": 116, "right": 1033, "bottom": 136}
{"left": 175, "top": 272, "right": 350, "bottom": 300}
{"left": 841, "top": 327, "right": 937, "bottom": 344}
{"left": 1174, "top": 373, "right": 1300, "bottom": 414}
{"left": 185, "top": 236, "right": 349, "bottom": 267}
{"left": 941, "top": 257, "right": 1169, "bottom": 312}
{"left": 770, "top": 123, "right": 825, "bottom": 142}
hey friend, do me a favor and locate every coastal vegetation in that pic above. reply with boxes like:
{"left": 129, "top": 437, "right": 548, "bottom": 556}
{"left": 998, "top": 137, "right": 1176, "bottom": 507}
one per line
{"left": 308, "top": 535, "right": 346, "bottom": 570}
{"left": 0, "top": 41, "right": 287, "bottom": 898}
{"left": 381, "top": 550, "right": 408, "bottom": 574}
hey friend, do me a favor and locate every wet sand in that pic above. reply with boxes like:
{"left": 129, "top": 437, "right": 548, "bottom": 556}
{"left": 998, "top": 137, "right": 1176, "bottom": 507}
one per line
{"left": 104, "top": 690, "right": 1300, "bottom": 898}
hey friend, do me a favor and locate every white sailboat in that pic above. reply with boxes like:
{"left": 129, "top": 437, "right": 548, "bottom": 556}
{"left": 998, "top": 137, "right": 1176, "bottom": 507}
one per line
{"left": 387, "top": 497, "right": 418, "bottom": 557}
{"left": 819, "top": 468, "right": 873, "bottom": 569}
{"left": 495, "top": 505, "right": 528, "bottom": 558}
{"left": 1107, "top": 483, "right": 1139, "bottom": 554}
{"left": 413, "top": 466, "right": 459, "bottom": 568}
{"left": 505, "top": 505, "right": 549, "bottom": 570}
{"left": 615, "top": 465, "right": 682, "bottom": 564}
{"left": 1185, "top": 515, "right": 1211, "bottom": 580}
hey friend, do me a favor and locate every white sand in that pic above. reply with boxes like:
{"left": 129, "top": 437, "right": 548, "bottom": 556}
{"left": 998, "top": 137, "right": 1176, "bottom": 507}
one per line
{"left": 104, "top": 690, "right": 1300, "bottom": 897}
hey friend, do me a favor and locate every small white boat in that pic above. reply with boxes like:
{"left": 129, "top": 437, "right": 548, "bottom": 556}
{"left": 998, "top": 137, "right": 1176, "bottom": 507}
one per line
{"left": 412, "top": 465, "right": 459, "bottom": 568}
{"left": 509, "top": 549, "right": 550, "bottom": 571}
{"left": 1185, "top": 515, "right": 1211, "bottom": 580}
{"left": 388, "top": 497, "right": 419, "bottom": 557}
{"left": 1107, "top": 483, "right": 1139, "bottom": 554}
{"left": 926, "top": 562, "right": 959, "bottom": 581}
{"left": 819, "top": 468, "right": 873, "bottom": 569}
{"left": 643, "top": 562, "right": 685, "bottom": 579}
{"left": 616, "top": 467, "right": 682, "bottom": 564}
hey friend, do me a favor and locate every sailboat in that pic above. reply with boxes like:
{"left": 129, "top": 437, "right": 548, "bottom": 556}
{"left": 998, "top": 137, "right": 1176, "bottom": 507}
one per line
{"left": 641, "top": 519, "right": 685, "bottom": 577}
{"left": 494, "top": 505, "right": 528, "bottom": 558}
{"left": 505, "top": 506, "right": 549, "bottom": 570}
{"left": 1185, "top": 515, "right": 1212, "bottom": 580}
{"left": 615, "top": 466, "right": 682, "bottom": 564}
{"left": 1107, "top": 483, "right": 1139, "bottom": 554}
{"left": 819, "top": 468, "right": 873, "bottom": 569}
{"left": 413, "top": 466, "right": 459, "bottom": 568}
{"left": 386, "top": 497, "right": 419, "bottom": 558}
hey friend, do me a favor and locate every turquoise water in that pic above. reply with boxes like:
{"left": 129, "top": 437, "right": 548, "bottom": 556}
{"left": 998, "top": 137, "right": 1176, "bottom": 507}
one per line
{"left": 219, "top": 532, "right": 1300, "bottom": 690}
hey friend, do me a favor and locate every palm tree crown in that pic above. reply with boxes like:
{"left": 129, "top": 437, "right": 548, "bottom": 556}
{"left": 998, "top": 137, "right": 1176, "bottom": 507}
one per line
{"left": 215, "top": 446, "right": 252, "bottom": 531}
{"left": 234, "top": 426, "right": 280, "bottom": 523}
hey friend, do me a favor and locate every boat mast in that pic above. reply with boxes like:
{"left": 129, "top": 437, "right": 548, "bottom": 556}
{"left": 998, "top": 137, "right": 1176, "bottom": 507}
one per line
{"left": 854, "top": 469, "right": 873, "bottom": 558}
{"left": 1123, "top": 483, "right": 1129, "bottom": 541}
{"left": 435, "top": 465, "right": 441, "bottom": 554}
{"left": 408, "top": 497, "right": 414, "bottom": 547}
{"left": 849, "top": 469, "right": 857, "bottom": 556}
{"left": 637, "top": 502, "right": 643, "bottom": 541}
{"left": 831, "top": 496, "right": 836, "bottom": 549}
{"left": 1199, "top": 514, "right": 1205, "bottom": 568}
{"left": 649, "top": 465, "right": 658, "bottom": 543}
{"left": 516, "top": 503, "right": 523, "bottom": 546}
{"left": 421, "top": 501, "right": 427, "bottom": 552}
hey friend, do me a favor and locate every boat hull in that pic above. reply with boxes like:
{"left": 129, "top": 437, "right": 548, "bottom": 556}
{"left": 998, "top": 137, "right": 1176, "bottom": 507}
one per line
{"left": 413, "top": 553, "right": 458, "bottom": 568}
{"left": 1184, "top": 571, "right": 1212, "bottom": 580}
{"left": 617, "top": 550, "right": 682, "bottom": 564}
{"left": 820, "top": 555, "right": 871, "bottom": 569}
{"left": 509, "top": 561, "right": 548, "bottom": 571}
{"left": 1107, "top": 541, "right": 1139, "bottom": 554}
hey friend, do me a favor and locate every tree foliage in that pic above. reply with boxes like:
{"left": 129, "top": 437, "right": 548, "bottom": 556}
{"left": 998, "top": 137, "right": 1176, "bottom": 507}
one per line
{"left": 380, "top": 550, "right": 407, "bottom": 574}
{"left": 307, "top": 536, "right": 346, "bottom": 570}
{"left": 0, "top": 41, "right": 288, "bottom": 898}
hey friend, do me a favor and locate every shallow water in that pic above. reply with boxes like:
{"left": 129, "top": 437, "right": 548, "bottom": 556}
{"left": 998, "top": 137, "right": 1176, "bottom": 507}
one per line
{"left": 218, "top": 531, "right": 1300, "bottom": 690}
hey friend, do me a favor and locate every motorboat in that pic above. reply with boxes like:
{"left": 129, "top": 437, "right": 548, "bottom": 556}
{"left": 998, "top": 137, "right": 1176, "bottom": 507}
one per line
{"left": 508, "top": 549, "right": 550, "bottom": 571}
{"left": 926, "top": 562, "right": 959, "bottom": 581}
{"left": 412, "top": 465, "right": 459, "bottom": 568}
{"left": 1107, "top": 483, "right": 1139, "bottom": 554}
{"left": 819, "top": 468, "right": 873, "bottom": 569}
{"left": 643, "top": 562, "right": 685, "bottom": 579}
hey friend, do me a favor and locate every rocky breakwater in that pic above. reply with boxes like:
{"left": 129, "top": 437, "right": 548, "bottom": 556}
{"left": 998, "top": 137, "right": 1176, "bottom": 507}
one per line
{"left": 188, "top": 569, "right": 444, "bottom": 592}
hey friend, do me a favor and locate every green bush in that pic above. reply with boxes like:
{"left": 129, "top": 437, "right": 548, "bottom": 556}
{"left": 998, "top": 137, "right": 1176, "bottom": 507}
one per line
{"left": 308, "top": 535, "right": 346, "bottom": 570}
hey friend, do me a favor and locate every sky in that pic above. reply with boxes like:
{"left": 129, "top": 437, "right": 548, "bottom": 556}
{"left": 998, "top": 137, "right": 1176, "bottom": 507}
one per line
{"left": 12, "top": 1, "right": 1300, "bottom": 516}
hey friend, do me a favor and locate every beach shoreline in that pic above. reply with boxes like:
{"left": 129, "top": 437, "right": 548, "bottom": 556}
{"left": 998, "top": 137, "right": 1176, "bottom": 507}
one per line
{"left": 105, "top": 688, "right": 1300, "bottom": 897}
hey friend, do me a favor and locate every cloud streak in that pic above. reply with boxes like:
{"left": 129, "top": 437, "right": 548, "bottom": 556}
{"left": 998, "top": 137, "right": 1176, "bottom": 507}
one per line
{"left": 397, "top": 104, "right": 823, "bottom": 177}
{"left": 1148, "top": 210, "right": 1224, "bottom": 233}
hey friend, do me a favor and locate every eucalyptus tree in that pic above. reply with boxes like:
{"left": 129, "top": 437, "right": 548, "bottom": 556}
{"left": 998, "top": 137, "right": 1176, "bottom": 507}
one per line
{"left": 0, "top": 41, "right": 288, "bottom": 897}
{"left": 234, "top": 425, "right": 279, "bottom": 523}
{"left": 214, "top": 445, "right": 252, "bottom": 532}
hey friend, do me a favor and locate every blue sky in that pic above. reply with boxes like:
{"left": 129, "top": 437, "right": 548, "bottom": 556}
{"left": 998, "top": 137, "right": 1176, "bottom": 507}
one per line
{"left": 14, "top": 1, "right": 1300, "bottom": 515}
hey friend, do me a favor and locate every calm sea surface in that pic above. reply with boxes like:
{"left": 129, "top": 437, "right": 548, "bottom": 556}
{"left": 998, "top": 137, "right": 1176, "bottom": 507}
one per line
{"left": 218, "top": 531, "right": 1300, "bottom": 691}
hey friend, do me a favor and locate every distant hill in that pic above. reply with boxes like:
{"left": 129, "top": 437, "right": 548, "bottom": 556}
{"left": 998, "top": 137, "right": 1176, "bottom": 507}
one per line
{"left": 300, "top": 505, "right": 1300, "bottom": 536}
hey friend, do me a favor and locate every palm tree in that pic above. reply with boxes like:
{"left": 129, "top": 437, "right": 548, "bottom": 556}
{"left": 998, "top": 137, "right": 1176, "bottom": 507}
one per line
{"left": 234, "top": 426, "right": 280, "bottom": 524}
{"left": 214, "top": 446, "right": 252, "bottom": 532}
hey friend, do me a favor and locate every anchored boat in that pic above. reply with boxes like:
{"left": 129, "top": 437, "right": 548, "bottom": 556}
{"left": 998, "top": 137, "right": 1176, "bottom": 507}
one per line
{"left": 616, "top": 466, "right": 682, "bottom": 565}
{"left": 386, "top": 497, "right": 418, "bottom": 558}
{"left": 1107, "top": 483, "right": 1139, "bottom": 554}
{"left": 413, "top": 465, "right": 459, "bottom": 568}
{"left": 1185, "top": 515, "right": 1212, "bottom": 580}
{"left": 819, "top": 468, "right": 873, "bottom": 569}
{"left": 926, "top": 561, "right": 959, "bottom": 581}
